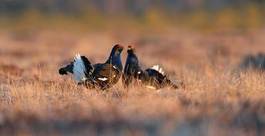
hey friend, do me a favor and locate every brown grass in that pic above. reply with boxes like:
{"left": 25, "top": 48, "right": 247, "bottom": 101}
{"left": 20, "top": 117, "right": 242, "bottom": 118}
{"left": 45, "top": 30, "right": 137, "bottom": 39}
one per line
{"left": 0, "top": 29, "right": 265, "bottom": 136}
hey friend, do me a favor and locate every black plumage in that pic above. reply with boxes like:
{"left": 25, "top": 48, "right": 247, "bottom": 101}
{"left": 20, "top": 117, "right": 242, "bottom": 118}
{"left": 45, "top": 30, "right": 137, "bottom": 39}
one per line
{"left": 240, "top": 53, "right": 265, "bottom": 70}
{"left": 59, "top": 44, "right": 124, "bottom": 90}
{"left": 123, "top": 46, "right": 181, "bottom": 89}
{"left": 122, "top": 46, "right": 142, "bottom": 87}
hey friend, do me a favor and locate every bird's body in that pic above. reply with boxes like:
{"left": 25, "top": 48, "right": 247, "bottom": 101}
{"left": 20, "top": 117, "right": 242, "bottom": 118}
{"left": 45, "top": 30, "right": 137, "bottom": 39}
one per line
{"left": 123, "top": 46, "right": 181, "bottom": 90}
{"left": 123, "top": 48, "right": 142, "bottom": 87}
{"left": 91, "top": 63, "right": 122, "bottom": 89}
{"left": 59, "top": 44, "right": 123, "bottom": 90}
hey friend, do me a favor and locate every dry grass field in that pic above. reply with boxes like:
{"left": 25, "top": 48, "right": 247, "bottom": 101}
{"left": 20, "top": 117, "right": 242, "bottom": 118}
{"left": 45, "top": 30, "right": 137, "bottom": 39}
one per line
{"left": 0, "top": 29, "right": 265, "bottom": 136}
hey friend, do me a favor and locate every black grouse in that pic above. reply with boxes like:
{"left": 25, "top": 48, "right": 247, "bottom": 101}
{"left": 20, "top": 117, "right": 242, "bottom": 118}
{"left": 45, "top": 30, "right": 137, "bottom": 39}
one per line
{"left": 240, "top": 53, "right": 265, "bottom": 71}
{"left": 123, "top": 46, "right": 181, "bottom": 89}
{"left": 59, "top": 44, "right": 124, "bottom": 90}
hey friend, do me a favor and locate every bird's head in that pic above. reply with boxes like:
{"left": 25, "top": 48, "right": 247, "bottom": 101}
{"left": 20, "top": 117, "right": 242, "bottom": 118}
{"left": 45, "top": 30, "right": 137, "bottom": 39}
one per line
{"left": 59, "top": 62, "right": 73, "bottom": 75}
{"left": 107, "top": 44, "right": 124, "bottom": 70}
{"left": 127, "top": 45, "right": 135, "bottom": 54}
{"left": 113, "top": 44, "right": 124, "bottom": 54}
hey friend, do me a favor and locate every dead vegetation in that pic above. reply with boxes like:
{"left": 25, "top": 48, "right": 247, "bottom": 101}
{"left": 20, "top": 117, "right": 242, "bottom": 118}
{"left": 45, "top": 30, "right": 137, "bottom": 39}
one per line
{"left": 0, "top": 30, "right": 265, "bottom": 135}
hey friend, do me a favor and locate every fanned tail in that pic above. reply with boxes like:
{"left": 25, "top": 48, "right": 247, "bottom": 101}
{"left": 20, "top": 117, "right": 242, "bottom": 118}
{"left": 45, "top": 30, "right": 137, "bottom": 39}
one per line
{"left": 150, "top": 65, "right": 165, "bottom": 76}
{"left": 73, "top": 53, "right": 87, "bottom": 83}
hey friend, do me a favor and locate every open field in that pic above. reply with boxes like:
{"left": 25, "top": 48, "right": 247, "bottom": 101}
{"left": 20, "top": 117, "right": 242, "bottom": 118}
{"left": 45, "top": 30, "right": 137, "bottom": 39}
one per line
{"left": 0, "top": 29, "right": 265, "bottom": 135}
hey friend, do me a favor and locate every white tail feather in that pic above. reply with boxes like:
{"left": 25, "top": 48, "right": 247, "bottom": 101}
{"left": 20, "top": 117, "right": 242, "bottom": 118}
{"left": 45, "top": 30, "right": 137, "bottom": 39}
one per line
{"left": 73, "top": 54, "right": 87, "bottom": 82}
{"left": 150, "top": 65, "right": 165, "bottom": 75}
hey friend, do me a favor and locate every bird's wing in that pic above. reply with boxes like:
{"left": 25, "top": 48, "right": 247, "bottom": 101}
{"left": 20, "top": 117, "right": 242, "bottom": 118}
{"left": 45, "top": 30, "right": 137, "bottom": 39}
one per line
{"left": 145, "top": 65, "right": 167, "bottom": 86}
{"left": 93, "top": 63, "right": 120, "bottom": 83}
{"left": 73, "top": 54, "right": 87, "bottom": 83}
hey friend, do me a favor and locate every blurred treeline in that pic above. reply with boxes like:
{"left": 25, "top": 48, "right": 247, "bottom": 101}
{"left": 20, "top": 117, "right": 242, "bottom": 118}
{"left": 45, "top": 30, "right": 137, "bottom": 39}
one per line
{"left": 0, "top": 0, "right": 265, "bottom": 31}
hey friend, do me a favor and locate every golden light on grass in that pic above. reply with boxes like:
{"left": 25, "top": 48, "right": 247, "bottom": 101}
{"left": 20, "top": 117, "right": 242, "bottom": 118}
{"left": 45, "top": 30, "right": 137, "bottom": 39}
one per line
{"left": 0, "top": 29, "right": 265, "bottom": 135}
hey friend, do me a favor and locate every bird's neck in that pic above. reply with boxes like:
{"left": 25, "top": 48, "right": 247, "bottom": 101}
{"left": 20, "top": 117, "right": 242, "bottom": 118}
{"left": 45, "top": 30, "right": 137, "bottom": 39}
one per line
{"left": 124, "top": 53, "right": 142, "bottom": 74}
{"left": 106, "top": 51, "right": 122, "bottom": 70}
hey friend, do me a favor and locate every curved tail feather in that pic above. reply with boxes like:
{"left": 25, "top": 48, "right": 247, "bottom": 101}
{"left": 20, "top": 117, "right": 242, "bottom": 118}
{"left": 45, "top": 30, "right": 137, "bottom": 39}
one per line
{"left": 73, "top": 54, "right": 89, "bottom": 83}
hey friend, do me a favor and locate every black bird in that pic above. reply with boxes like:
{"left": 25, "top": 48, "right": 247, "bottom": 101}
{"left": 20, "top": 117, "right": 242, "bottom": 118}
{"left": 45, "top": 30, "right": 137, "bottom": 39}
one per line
{"left": 123, "top": 46, "right": 181, "bottom": 89}
{"left": 59, "top": 44, "right": 124, "bottom": 90}
{"left": 240, "top": 53, "right": 265, "bottom": 70}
